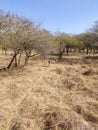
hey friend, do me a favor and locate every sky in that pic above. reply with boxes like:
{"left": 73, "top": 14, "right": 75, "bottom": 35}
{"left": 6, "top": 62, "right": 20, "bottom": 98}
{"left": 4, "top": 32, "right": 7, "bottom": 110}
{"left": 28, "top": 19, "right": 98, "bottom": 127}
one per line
{"left": 0, "top": 0, "right": 98, "bottom": 34}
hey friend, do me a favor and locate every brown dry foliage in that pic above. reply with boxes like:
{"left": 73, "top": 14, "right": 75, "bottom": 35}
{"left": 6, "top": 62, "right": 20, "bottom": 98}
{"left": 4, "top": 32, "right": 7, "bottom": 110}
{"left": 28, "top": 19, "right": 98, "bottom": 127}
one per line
{"left": 0, "top": 51, "right": 98, "bottom": 130}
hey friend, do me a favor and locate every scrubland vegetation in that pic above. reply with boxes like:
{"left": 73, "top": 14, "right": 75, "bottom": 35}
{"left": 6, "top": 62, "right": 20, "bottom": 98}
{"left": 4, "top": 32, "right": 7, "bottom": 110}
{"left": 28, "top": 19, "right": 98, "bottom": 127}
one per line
{"left": 0, "top": 10, "right": 98, "bottom": 130}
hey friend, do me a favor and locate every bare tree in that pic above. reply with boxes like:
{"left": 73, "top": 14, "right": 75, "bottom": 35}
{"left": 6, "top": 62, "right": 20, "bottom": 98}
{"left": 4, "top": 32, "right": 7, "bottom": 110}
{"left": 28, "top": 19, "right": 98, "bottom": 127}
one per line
{"left": 0, "top": 11, "right": 55, "bottom": 70}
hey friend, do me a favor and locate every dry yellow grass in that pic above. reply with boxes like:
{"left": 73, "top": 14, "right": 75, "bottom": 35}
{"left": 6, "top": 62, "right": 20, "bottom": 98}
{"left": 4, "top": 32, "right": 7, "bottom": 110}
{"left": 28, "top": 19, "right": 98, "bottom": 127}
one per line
{"left": 0, "top": 50, "right": 98, "bottom": 130}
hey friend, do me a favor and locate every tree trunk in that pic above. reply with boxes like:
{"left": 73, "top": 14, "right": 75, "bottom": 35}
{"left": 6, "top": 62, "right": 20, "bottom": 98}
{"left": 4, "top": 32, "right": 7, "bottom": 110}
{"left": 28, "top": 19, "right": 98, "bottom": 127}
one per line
{"left": 86, "top": 48, "right": 89, "bottom": 55}
{"left": 7, "top": 53, "right": 17, "bottom": 69}
{"left": 24, "top": 51, "right": 29, "bottom": 65}
{"left": 14, "top": 55, "right": 17, "bottom": 67}
{"left": 58, "top": 51, "right": 63, "bottom": 61}
{"left": 66, "top": 47, "right": 69, "bottom": 55}
{"left": 18, "top": 51, "right": 22, "bottom": 66}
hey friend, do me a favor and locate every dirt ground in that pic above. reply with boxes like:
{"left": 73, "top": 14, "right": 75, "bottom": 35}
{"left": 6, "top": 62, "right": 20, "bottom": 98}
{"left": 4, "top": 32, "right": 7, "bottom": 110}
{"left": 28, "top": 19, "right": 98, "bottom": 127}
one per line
{"left": 0, "top": 51, "right": 98, "bottom": 130}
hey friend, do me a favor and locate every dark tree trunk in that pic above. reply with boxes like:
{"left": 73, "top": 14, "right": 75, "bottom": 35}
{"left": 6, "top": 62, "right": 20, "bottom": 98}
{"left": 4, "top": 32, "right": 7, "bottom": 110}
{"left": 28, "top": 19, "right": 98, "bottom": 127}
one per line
{"left": 7, "top": 53, "right": 17, "bottom": 69}
{"left": 58, "top": 50, "right": 63, "bottom": 61}
{"left": 66, "top": 47, "right": 70, "bottom": 55}
{"left": 14, "top": 55, "right": 17, "bottom": 67}
{"left": 86, "top": 48, "right": 89, "bottom": 55}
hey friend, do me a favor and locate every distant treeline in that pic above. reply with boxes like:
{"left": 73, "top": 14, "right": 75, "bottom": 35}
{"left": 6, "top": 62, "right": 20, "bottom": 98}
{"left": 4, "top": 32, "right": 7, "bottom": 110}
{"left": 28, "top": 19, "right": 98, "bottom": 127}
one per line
{"left": 0, "top": 10, "right": 98, "bottom": 69}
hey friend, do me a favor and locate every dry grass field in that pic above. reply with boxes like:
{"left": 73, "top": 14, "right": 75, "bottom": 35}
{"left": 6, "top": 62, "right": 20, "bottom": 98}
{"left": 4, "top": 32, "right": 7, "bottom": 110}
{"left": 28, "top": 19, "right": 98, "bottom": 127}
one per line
{"left": 0, "top": 51, "right": 98, "bottom": 130}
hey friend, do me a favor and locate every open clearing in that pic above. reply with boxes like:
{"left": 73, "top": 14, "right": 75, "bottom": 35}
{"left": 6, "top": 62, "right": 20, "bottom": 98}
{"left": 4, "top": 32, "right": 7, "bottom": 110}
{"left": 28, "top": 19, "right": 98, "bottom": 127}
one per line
{"left": 0, "top": 51, "right": 98, "bottom": 130}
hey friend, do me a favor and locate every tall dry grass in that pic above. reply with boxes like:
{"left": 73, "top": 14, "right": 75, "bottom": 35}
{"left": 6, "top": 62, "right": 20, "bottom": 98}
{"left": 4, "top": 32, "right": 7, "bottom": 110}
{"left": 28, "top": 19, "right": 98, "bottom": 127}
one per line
{"left": 0, "top": 51, "right": 98, "bottom": 130}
